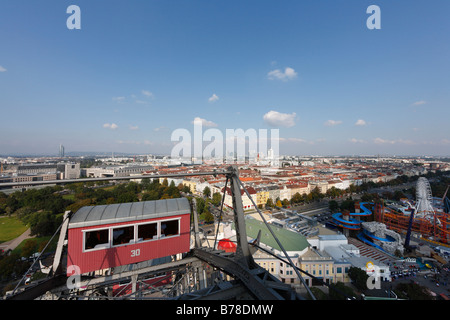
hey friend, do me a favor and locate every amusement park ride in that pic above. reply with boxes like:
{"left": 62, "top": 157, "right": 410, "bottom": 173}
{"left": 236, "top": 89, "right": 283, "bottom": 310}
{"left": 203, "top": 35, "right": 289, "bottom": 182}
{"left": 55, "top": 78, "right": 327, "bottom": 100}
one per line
{"left": 3, "top": 166, "right": 320, "bottom": 301}
{"left": 377, "top": 177, "right": 450, "bottom": 247}
{"left": 329, "top": 176, "right": 450, "bottom": 253}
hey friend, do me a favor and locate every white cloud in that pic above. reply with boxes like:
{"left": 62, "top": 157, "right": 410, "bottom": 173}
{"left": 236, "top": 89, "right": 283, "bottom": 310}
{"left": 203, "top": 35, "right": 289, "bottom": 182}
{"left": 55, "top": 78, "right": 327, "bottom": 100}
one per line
{"left": 267, "top": 67, "right": 297, "bottom": 81}
{"left": 263, "top": 110, "right": 296, "bottom": 127}
{"left": 324, "top": 120, "right": 342, "bottom": 126}
{"left": 103, "top": 123, "right": 118, "bottom": 130}
{"left": 373, "top": 138, "right": 395, "bottom": 144}
{"left": 287, "top": 137, "right": 307, "bottom": 143}
{"left": 112, "top": 97, "right": 125, "bottom": 103}
{"left": 355, "top": 119, "right": 367, "bottom": 126}
{"left": 154, "top": 126, "right": 167, "bottom": 132}
{"left": 350, "top": 138, "right": 366, "bottom": 143}
{"left": 277, "top": 137, "right": 320, "bottom": 145}
{"left": 192, "top": 117, "right": 218, "bottom": 127}
{"left": 208, "top": 93, "right": 219, "bottom": 103}
{"left": 396, "top": 139, "right": 415, "bottom": 145}
{"left": 142, "top": 90, "right": 153, "bottom": 98}
{"left": 412, "top": 100, "right": 427, "bottom": 106}
{"left": 129, "top": 125, "right": 139, "bottom": 130}
{"left": 373, "top": 138, "right": 416, "bottom": 145}
{"left": 116, "top": 140, "right": 140, "bottom": 145}
{"left": 0, "top": 66, "right": 7, "bottom": 72}
{"left": 116, "top": 139, "right": 154, "bottom": 145}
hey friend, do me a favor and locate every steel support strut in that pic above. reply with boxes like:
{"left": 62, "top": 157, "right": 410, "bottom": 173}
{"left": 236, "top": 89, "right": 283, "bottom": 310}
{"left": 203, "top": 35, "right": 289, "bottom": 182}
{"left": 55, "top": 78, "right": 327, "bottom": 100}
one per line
{"left": 226, "top": 166, "right": 254, "bottom": 270}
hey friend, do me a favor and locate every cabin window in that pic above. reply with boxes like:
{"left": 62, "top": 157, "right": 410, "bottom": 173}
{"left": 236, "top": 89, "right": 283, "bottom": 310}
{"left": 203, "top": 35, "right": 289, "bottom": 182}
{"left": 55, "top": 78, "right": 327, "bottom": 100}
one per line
{"left": 112, "top": 226, "right": 135, "bottom": 246}
{"left": 161, "top": 219, "right": 179, "bottom": 237}
{"left": 85, "top": 229, "right": 109, "bottom": 250}
{"left": 138, "top": 222, "right": 158, "bottom": 241}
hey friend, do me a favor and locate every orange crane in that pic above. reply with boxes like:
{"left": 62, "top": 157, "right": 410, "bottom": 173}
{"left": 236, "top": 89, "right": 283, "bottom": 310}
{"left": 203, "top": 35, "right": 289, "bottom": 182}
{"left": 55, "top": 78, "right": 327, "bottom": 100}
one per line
{"left": 443, "top": 185, "right": 449, "bottom": 202}
{"left": 444, "top": 185, "right": 450, "bottom": 214}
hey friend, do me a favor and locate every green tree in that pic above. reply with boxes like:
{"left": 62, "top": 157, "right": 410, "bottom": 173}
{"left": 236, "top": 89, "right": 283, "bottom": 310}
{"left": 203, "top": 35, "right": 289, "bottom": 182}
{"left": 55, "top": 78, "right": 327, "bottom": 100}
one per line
{"left": 196, "top": 197, "right": 206, "bottom": 214}
{"left": 211, "top": 192, "right": 222, "bottom": 207}
{"left": 266, "top": 198, "right": 274, "bottom": 208}
{"left": 394, "top": 282, "right": 433, "bottom": 300}
{"left": 167, "top": 181, "right": 180, "bottom": 198}
{"left": 291, "top": 192, "right": 304, "bottom": 204}
{"left": 200, "top": 207, "right": 214, "bottom": 224}
{"left": 329, "top": 282, "right": 356, "bottom": 300}
{"left": 310, "top": 187, "right": 322, "bottom": 201}
{"left": 0, "top": 252, "right": 30, "bottom": 281}
{"left": 126, "top": 181, "right": 141, "bottom": 194}
{"left": 348, "top": 266, "right": 369, "bottom": 291}
{"left": 67, "top": 198, "right": 92, "bottom": 213}
{"left": 5, "top": 194, "right": 19, "bottom": 213}
{"left": 117, "top": 191, "right": 138, "bottom": 203}
{"left": 326, "top": 187, "right": 341, "bottom": 198}
{"left": 340, "top": 199, "right": 355, "bottom": 212}
{"left": 203, "top": 186, "right": 211, "bottom": 198}
{"left": 141, "top": 178, "right": 151, "bottom": 190}
{"left": 22, "top": 239, "right": 38, "bottom": 259}
{"left": 329, "top": 200, "right": 339, "bottom": 212}
{"left": 27, "top": 211, "right": 60, "bottom": 237}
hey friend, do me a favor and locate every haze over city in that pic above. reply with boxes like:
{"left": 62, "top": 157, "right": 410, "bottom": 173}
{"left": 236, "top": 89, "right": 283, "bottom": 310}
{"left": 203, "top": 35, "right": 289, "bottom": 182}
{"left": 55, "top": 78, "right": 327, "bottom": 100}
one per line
{"left": 1, "top": 1, "right": 449, "bottom": 156}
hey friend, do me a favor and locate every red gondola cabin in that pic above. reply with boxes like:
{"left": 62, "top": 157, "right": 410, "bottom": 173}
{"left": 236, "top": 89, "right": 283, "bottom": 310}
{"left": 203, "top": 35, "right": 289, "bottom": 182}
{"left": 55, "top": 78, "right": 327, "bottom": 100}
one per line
{"left": 66, "top": 198, "right": 191, "bottom": 275}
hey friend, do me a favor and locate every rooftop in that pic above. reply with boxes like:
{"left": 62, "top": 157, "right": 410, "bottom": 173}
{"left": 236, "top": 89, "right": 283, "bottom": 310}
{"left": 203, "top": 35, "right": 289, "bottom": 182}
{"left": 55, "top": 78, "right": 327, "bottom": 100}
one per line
{"left": 68, "top": 197, "right": 191, "bottom": 229}
{"left": 242, "top": 217, "right": 310, "bottom": 253}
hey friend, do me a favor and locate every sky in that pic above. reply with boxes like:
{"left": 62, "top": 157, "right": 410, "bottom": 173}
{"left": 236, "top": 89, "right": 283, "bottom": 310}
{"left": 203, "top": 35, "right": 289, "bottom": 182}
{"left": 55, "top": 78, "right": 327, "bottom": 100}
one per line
{"left": 0, "top": 0, "right": 449, "bottom": 157}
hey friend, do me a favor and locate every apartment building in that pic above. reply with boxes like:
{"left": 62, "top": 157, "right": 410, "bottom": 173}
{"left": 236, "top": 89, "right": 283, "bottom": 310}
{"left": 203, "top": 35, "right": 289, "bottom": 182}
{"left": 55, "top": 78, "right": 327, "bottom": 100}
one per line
{"left": 308, "top": 180, "right": 329, "bottom": 194}
{"left": 279, "top": 185, "right": 291, "bottom": 202}
{"left": 286, "top": 183, "right": 309, "bottom": 197}
{"left": 221, "top": 186, "right": 257, "bottom": 210}
{"left": 182, "top": 179, "right": 198, "bottom": 194}
{"left": 254, "top": 187, "right": 270, "bottom": 208}
{"left": 83, "top": 164, "right": 154, "bottom": 178}
{"left": 243, "top": 218, "right": 352, "bottom": 286}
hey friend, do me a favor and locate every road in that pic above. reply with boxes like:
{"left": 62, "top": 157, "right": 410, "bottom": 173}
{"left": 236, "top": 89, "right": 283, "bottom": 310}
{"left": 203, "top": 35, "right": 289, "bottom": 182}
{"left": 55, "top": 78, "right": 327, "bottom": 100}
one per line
{"left": 0, "top": 228, "right": 33, "bottom": 253}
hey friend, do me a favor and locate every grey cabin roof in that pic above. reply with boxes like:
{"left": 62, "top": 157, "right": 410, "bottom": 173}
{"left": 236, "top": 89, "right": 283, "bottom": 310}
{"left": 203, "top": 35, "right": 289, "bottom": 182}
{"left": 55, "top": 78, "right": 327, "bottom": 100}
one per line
{"left": 68, "top": 198, "right": 191, "bottom": 229}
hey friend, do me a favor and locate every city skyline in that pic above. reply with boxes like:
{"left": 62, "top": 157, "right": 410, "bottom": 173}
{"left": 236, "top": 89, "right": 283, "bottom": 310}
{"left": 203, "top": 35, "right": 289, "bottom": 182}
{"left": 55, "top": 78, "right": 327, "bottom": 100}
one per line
{"left": 0, "top": 1, "right": 449, "bottom": 157}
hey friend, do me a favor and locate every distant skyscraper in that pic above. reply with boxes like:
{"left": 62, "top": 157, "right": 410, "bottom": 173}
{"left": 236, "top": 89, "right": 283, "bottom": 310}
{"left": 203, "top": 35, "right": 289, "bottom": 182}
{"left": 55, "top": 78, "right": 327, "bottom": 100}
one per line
{"left": 59, "top": 144, "right": 65, "bottom": 157}
{"left": 267, "top": 148, "right": 274, "bottom": 160}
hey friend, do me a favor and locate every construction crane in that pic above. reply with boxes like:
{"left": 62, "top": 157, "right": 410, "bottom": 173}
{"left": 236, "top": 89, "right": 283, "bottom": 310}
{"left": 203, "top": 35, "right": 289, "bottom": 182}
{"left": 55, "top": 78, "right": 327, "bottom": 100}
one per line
{"left": 443, "top": 185, "right": 450, "bottom": 214}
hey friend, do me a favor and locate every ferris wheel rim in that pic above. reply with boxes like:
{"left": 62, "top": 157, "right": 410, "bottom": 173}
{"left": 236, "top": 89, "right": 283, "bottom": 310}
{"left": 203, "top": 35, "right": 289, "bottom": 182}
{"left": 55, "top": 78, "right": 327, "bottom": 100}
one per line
{"left": 416, "top": 177, "right": 433, "bottom": 203}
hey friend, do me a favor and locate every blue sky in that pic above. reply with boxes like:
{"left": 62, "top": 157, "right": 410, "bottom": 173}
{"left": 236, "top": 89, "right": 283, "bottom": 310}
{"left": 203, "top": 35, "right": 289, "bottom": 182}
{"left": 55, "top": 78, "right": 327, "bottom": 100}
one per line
{"left": 0, "top": 0, "right": 449, "bottom": 156}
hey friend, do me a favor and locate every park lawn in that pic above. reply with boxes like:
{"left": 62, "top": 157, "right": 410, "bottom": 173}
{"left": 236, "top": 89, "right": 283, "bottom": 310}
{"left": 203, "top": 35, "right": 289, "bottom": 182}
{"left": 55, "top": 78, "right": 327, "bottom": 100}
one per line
{"left": 0, "top": 216, "right": 28, "bottom": 243}
{"left": 12, "top": 235, "right": 56, "bottom": 257}
{"left": 62, "top": 194, "right": 75, "bottom": 201}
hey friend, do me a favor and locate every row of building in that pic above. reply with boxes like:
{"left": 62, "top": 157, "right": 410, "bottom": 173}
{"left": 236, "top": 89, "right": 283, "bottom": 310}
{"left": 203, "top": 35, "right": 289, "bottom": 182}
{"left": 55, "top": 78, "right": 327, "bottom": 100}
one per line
{"left": 155, "top": 164, "right": 400, "bottom": 211}
{"left": 0, "top": 163, "right": 81, "bottom": 191}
